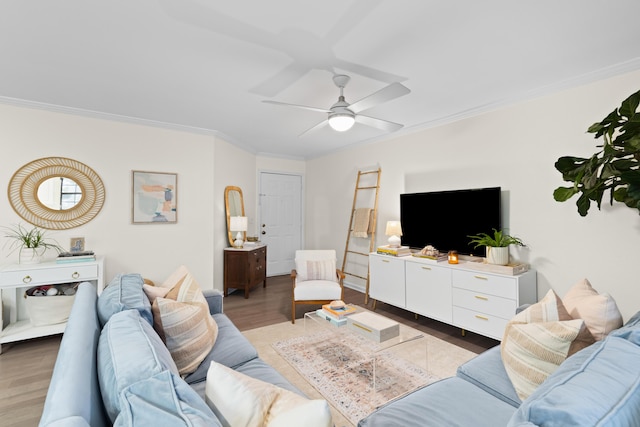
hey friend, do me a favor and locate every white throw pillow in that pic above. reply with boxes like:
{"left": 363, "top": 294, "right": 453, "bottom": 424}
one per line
{"left": 295, "top": 259, "right": 336, "bottom": 282}
{"left": 562, "top": 278, "right": 623, "bottom": 341}
{"left": 205, "top": 361, "right": 332, "bottom": 427}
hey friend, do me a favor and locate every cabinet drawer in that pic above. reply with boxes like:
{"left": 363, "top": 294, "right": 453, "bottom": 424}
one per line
{"left": 452, "top": 269, "right": 517, "bottom": 299}
{"left": 1, "top": 264, "right": 98, "bottom": 287}
{"left": 453, "top": 306, "right": 507, "bottom": 341}
{"left": 452, "top": 288, "right": 516, "bottom": 320}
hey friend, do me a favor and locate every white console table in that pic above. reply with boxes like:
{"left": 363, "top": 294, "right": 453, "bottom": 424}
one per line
{"left": 369, "top": 253, "right": 536, "bottom": 340}
{"left": 0, "top": 258, "right": 104, "bottom": 353}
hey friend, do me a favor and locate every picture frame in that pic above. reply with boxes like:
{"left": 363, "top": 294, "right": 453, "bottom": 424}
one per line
{"left": 131, "top": 171, "right": 177, "bottom": 224}
{"left": 69, "top": 237, "right": 85, "bottom": 252}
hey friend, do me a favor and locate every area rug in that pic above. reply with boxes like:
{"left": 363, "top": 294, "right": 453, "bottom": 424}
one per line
{"left": 242, "top": 317, "right": 479, "bottom": 427}
{"left": 272, "top": 329, "right": 438, "bottom": 425}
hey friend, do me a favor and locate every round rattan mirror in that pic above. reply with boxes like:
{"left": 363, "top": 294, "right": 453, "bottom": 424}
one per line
{"left": 8, "top": 157, "right": 106, "bottom": 230}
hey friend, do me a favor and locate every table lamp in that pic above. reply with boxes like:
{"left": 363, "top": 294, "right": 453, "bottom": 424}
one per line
{"left": 230, "top": 216, "right": 248, "bottom": 248}
{"left": 385, "top": 221, "right": 403, "bottom": 248}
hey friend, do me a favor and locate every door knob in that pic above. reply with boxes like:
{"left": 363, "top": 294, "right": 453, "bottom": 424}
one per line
{"left": 261, "top": 231, "right": 266, "bottom": 235}
{"left": 262, "top": 224, "right": 266, "bottom": 227}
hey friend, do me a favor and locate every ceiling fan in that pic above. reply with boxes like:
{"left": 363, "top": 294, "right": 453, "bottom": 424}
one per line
{"left": 263, "top": 74, "right": 410, "bottom": 135}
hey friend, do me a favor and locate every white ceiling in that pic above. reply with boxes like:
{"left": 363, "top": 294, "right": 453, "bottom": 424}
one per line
{"left": 2, "top": 0, "right": 640, "bottom": 159}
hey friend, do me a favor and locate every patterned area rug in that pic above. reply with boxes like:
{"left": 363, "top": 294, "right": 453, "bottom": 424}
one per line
{"left": 272, "top": 328, "right": 439, "bottom": 425}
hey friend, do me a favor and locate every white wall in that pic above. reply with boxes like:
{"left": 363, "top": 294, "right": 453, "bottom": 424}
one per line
{"left": 305, "top": 69, "right": 640, "bottom": 321}
{"left": 0, "top": 104, "right": 217, "bottom": 289}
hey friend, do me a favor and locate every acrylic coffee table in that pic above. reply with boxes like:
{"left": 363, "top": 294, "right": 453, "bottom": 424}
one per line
{"left": 302, "top": 305, "right": 429, "bottom": 401}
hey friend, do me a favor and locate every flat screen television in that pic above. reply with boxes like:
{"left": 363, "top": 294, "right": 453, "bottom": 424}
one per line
{"left": 400, "top": 187, "right": 501, "bottom": 256}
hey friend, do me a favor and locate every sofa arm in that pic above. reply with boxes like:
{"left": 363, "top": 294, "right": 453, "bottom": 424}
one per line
{"left": 203, "top": 289, "right": 223, "bottom": 314}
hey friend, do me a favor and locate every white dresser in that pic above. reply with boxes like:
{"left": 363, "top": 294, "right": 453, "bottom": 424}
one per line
{"left": 0, "top": 258, "right": 104, "bottom": 353}
{"left": 369, "top": 253, "right": 536, "bottom": 340}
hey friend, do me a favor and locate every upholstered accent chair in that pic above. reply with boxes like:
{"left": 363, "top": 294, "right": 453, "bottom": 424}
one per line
{"left": 291, "top": 250, "right": 345, "bottom": 323}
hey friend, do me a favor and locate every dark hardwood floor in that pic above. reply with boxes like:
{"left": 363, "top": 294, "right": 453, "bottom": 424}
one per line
{"left": 0, "top": 274, "right": 498, "bottom": 426}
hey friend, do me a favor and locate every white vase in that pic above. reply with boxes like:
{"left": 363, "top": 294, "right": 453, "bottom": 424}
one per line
{"left": 486, "top": 246, "right": 509, "bottom": 265}
{"left": 19, "top": 247, "right": 43, "bottom": 264}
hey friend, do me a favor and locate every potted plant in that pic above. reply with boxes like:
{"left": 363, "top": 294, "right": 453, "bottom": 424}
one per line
{"left": 553, "top": 89, "right": 640, "bottom": 216}
{"left": 468, "top": 229, "right": 525, "bottom": 265}
{"left": 3, "top": 224, "right": 63, "bottom": 264}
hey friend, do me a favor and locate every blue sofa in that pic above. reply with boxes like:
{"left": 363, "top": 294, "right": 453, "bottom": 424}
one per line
{"left": 359, "top": 312, "right": 640, "bottom": 426}
{"left": 39, "top": 276, "right": 303, "bottom": 427}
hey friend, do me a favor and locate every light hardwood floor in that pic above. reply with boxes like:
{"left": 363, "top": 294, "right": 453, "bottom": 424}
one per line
{"left": 0, "top": 274, "right": 498, "bottom": 427}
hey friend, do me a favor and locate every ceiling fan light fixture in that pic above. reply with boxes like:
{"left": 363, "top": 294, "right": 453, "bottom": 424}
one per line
{"left": 328, "top": 113, "right": 355, "bottom": 132}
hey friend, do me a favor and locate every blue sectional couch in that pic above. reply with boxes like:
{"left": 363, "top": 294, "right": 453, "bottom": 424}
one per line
{"left": 39, "top": 275, "right": 303, "bottom": 427}
{"left": 359, "top": 312, "right": 640, "bottom": 426}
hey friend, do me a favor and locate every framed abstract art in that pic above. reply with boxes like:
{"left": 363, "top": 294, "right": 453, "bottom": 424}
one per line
{"left": 131, "top": 170, "right": 177, "bottom": 224}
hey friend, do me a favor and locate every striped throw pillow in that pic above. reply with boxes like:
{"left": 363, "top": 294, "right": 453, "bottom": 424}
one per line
{"left": 152, "top": 269, "right": 218, "bottom": 376}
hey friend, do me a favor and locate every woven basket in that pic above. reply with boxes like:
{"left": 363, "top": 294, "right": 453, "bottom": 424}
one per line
{"left": 24, "top": 284, "right": 77, "bottom": 326}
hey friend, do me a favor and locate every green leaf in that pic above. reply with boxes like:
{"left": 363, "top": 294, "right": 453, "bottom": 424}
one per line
{"left": 553, "top": 186, "right": 578, "bottom": 201}
{"left": 576, "top": 193, "right": 591, "bottom": 216}
{"left": 619, "top": 89, "right": 640, "bottom": 119}
{"left": 555, "top": 156, "right": 587, "bottom": 173}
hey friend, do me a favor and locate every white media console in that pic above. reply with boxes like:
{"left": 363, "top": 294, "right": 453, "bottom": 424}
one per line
{"left": 369, "top": 252, "right": 537, "bottom": 340}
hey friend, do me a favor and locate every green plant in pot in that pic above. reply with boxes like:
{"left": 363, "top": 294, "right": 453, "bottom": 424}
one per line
{"left": 468, "top": 229, "right": 525, "bottom": 265}
{"left": 2, "top": 224, "right": 63, "bottom": 264}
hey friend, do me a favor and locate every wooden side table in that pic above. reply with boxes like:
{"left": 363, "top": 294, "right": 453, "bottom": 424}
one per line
{"left": 223, "top": 244, "right": 267, "bottom": 299}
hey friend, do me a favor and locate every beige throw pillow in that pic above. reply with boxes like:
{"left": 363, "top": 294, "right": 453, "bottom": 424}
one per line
{"left": 501, "top": 289, "right": 595, "bottom": 400}
{"left": 295, "top": 259, "right": 336, "bottom": 282}
{"left": 562, "top": 278, "right": 623, "bottom": 341}
{"left": 152, "top": 267, "right": 218, "bottom": 376}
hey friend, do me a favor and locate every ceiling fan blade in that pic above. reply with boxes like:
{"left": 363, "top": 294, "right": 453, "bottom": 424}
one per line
{"left": 299, "top": 119, "right": 329, "bottom": 137}
{"left": 349, "top": 82, "right": 411, "bottom": 114}
{"left": 262, "top": 100, "right": 330, "bottom": 114}
{"left": 355, "top": 114, "right": 404, "bottom": 132}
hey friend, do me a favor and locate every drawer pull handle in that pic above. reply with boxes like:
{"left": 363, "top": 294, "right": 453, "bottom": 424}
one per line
{"left": 382, "top": 259, "right": 390, "bottom": 263}
{"left": 23, "top": 275, "right": 32, "bottom": 284}
{"left": 475, "top": 315, "right": 489, "bottom": 321}
{"left": 474, "top": 275, "right": 489, "bottom": 281}
{"left": 474, "top": 295, "right": 489, "bottom": 301}
{"left": 421, "top": 266, "right": 432, "bottom": 270}
{"left": 72, "top": 272, "right": 80, "bottom": 279}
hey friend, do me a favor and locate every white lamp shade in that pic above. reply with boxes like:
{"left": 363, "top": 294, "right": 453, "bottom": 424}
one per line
{"left": 385, "top": 220, "right": 402, "bottom": 248}
{"left": 328, "top": 114, "right": 355, "bottom": 132}
{"left": 385, "top": 221, "right": 403, "bottom": 236}
{"left": 230, "top": 216, "right": 248, "bottom": 231}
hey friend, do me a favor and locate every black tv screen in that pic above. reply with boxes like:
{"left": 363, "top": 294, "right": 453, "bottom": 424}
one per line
{"left": 400, "top": 187, "right": 502, "bottom": 256}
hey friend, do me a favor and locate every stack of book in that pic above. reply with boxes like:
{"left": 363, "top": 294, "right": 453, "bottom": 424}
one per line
{"left": 376, "top": 245, "right": 412, "bottom": 257}
{"left": 411, "top": 251, "right": 448, "bottom": 263}
{"left": 56, "top": 250, "right": 96, "bottom": 264}
{"left": 316, "top": 303, "right": 357, "bottom": 327}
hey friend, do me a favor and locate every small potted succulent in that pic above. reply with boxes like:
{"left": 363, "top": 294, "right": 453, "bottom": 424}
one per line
{"left": 467, "top": 229, "right": 525, "bottom": 265}
{"left": 3, "top": 224, "right": 63, "bottom": 264}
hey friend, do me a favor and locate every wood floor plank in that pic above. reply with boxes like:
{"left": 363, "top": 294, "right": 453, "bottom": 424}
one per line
{"left": 0, "top": 274, "right": 497, "bottom": 426}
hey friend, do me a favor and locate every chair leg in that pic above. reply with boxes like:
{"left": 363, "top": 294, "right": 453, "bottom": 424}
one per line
{"left": 292, "top": 300, "right": 296, "bottom": 324}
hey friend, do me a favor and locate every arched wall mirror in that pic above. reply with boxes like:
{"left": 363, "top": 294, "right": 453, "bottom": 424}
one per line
{"left": 8, "top": 157, "right": 106, "bottom": 230}
{"left": 224, "top": 186, "right": 245, "bottom": 246}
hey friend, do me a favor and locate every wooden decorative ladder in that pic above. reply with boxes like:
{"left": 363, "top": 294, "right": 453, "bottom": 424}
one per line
{"left": 341, "top": 168, "right": 381, "bottom": 304}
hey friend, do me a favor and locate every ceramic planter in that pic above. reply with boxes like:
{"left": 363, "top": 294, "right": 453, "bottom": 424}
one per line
{"left": 486, "top": 246, "right": 509, "bottom": 265}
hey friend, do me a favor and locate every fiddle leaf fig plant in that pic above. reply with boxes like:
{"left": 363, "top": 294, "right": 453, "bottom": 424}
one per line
{"left": 553, "top": 89, "right": 640, "bottom": 216}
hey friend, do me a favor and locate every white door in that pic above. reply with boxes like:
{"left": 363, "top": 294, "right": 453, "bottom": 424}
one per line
{"left": 259, "top": 172, "right": 302, "bottom": 276}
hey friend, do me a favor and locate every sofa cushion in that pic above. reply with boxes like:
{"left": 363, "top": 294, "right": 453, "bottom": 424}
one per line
{"left": 610, "top": 310, "right": 640, "bottom": 344}
{"left": 97, "top": 309, "right": 178, "bottom": 423}
{"left": 358, "top": 377, "right": 516, "bottom": 427}
{"left": 115, "top": 370, "right": 219, "bottom": 427}
{"left": 97, "top": 273, "right": 152, "bottom": 327}
{"left": 508, "top": 337, "right": 640, "bottom": 426}
{"left": 183, "top": 314, "right": 258, "bottom": 385}
{"left": 456, "top": 346, "right": 521, "bottom": 408}
{"left": 501, "top": 290, "right": 594, "bottom": 401}
{"left": 204, "top": 361, "right": 332, "bottom": 427}
{"left": 562, "top": 278, "right": 622, "bottom": 341}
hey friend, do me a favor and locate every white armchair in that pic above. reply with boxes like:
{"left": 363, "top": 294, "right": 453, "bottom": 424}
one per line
{"left": 291, "top": 250, "right": 345, "bottom": 323}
